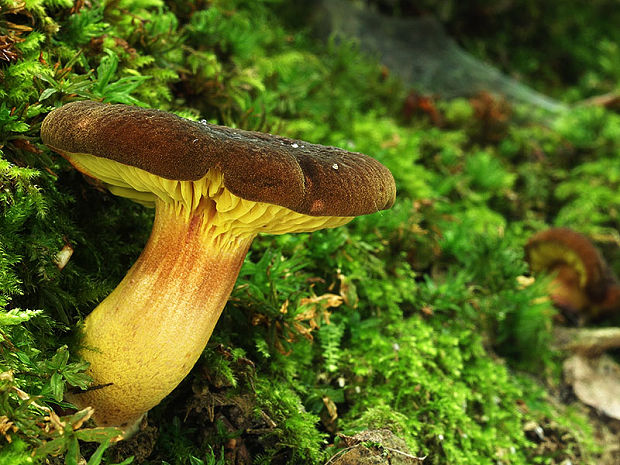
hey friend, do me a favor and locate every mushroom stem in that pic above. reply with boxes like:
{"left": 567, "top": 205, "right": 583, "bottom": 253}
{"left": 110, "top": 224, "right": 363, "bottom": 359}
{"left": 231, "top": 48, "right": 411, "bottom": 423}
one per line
{"left": 69, "top": 199, "right": 253, "bottom": 430}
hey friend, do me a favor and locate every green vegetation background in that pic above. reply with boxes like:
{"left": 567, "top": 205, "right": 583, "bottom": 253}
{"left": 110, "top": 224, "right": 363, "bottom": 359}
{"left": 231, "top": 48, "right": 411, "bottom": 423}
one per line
{"left": 0, "top": 0, "right": 618, "bottom": 464}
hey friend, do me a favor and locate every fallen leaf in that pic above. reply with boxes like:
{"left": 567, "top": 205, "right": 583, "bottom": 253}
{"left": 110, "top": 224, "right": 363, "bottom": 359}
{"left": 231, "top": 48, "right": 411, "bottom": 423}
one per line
{"left": 564, "top": 353, "right": 620, "bottom": 420}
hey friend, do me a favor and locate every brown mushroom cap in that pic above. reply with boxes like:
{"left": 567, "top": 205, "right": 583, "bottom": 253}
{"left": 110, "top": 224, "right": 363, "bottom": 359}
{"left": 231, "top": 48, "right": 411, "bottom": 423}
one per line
{"left": 41, "top": 101, "right": 395, "bottom": 217}
{"left": 525, "top": 228, "right": 614, "bottom": 304}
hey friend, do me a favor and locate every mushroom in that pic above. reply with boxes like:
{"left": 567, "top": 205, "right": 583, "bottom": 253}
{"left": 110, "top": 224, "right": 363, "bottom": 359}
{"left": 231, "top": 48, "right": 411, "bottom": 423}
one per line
{"left": 525, "top": 227, "right": 620, "bottom": 321}
{"left": 41, "top": 101, "right": 396, "bottom": 432}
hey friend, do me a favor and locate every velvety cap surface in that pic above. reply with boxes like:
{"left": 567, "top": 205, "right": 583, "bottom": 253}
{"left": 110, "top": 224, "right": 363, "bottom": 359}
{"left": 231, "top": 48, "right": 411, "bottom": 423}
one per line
{"left": 41, "top": 101, "right": 396, "bottom": 217}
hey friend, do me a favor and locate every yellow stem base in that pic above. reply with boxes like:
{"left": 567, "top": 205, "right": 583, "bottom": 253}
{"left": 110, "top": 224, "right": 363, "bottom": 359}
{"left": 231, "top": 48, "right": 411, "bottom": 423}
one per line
{"left": 69, "top": 201, "right": 252, "bottom": 430}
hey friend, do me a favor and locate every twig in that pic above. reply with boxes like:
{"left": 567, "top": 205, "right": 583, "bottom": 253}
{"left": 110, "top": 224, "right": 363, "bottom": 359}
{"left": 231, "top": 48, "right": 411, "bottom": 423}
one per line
{"left": 554, "top": 327, "right": 620, "bottom": 356}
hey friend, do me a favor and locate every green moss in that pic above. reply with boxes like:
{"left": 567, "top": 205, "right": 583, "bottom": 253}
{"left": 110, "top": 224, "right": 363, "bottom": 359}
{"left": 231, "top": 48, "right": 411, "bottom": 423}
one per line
{"left": 400, "top": 0, "right": 620, "bottom": 99}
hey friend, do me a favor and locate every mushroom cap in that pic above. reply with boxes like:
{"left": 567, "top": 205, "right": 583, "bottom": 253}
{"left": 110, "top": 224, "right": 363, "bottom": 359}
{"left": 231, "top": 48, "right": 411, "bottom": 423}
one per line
{"left": 41, "top": 101, "right": 395, "bottom": 217}
{"left": 525, "top": 228, "right": 613, "bottom": 303}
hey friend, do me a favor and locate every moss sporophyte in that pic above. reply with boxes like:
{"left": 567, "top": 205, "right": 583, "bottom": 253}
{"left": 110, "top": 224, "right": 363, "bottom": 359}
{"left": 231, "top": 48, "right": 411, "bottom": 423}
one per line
{"left": 40, "top": 101, "right": 396, "bottom": 434}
